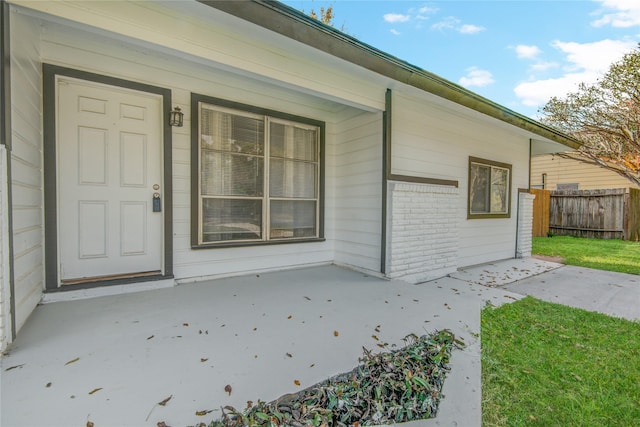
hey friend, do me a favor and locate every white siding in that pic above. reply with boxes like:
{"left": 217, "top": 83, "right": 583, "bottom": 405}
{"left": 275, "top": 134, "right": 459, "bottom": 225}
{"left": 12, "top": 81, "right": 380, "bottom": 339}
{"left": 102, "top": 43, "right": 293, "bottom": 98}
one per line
{"left": 516, "top": 192, "right": 535, "bottom": 258}
{"left": 10, "top": 8, "right": 43, "bottom": 333}
{"left": 1, "top": 145, "right": 11, "bottom": 350}
{"left": 32, "top": 13, "right": 384, "bottom": 283}
{"left": 391, "top": 91, "right": 530, "bottom": 268}
{"left": 333, "top": 109, "right": 383, "bottom": 273}
{"left": 531, "top": 153, "right": 638, "bottom": 190}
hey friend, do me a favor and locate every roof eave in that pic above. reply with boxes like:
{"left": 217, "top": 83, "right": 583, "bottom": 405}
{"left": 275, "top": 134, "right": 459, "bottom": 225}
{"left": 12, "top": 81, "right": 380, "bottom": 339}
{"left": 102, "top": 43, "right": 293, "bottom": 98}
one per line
{"left": 198, "top": 0, "right": 581, "bottom": 150}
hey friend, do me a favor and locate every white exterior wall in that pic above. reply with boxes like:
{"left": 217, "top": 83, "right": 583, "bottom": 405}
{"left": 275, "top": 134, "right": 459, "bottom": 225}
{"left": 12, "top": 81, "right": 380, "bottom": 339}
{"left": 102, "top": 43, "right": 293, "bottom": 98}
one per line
{"left": 9, "top": 7, "right": 44, "bottom": 333}
{"left": 516, "top": 192, "right": 535, "bottom": 258}
{"left": 10, "top": 6, "right": 386, "bottom": 286}
{"left": 333, "top": 109, "right": 383, "bottom": 273}
{"left": 391, "top": 91, "right": 531, "bottom": 268}
{"left": 1, "top": 145, "right": 11, "bottom": 350}
{"left": 387, "top": 182, "right": 459, "bottom": 283}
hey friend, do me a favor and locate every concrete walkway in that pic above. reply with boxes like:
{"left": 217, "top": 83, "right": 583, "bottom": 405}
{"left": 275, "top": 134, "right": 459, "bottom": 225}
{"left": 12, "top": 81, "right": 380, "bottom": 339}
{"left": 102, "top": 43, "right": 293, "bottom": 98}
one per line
{"left": 4, "top": 257, "right": 637, "bottom": 427}
{"left": 502, "top": 265, "right": 640, "bottom": 321}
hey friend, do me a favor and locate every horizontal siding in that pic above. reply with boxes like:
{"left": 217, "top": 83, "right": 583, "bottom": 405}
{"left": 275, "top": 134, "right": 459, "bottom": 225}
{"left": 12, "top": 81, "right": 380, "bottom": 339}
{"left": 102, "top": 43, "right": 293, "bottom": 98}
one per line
{"left": 392, "top": 91, "right": 529, "bottom": 268}
{"left": 531, "top": 154, "right": 637, "bottom": 190}
{"left": 14, "top": 0, "right": 386, "bottom": 111}
{"left": 10, "top": 9, "right": 43, "bottom": 333}
{"left": 333, "top": 111, "right": 383, "bottom": 273}
{"left": 35, "top": 14, "right": 386, "bottom": 282}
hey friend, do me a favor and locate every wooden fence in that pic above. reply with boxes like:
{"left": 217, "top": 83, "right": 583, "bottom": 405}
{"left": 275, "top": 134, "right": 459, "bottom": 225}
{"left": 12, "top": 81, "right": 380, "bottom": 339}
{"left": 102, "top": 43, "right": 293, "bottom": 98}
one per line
{"left": 530, "top": 188, "right": 550, "bottom": 237}
{"left": 545, "top": 188, "right": 639, "bottom": 240}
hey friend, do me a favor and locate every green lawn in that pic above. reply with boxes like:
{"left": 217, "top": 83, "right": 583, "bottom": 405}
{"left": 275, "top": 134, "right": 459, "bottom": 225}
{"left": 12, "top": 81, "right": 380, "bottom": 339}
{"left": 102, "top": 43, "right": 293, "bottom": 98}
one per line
{"left": 532, "top": 236, "right": 640, "bottom": 274}
{"left": 482, "top": 297, "right": 640, "bottom": 426}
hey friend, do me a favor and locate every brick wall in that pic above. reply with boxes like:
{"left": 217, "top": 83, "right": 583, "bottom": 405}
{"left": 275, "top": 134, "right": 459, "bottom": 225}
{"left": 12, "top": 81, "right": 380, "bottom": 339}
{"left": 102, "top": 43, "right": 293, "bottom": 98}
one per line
{"left": 387, "top": 182, "right": 460, "bottom": 283}
{"left": 516, "top": 192, "right": 535, "bottom": 258}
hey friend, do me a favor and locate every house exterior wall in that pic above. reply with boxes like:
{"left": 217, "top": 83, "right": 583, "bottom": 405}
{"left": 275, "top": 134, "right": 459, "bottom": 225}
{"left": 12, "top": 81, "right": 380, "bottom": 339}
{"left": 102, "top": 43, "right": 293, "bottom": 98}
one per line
{"left": 333, "top": 109, "right": 383, "bottom": 272}
{"left": 531, "top": 153, "right": 638, "bottom": 190}
{"left": 387, "top": 182, "right": 459, "bottom": 283}
{"left": 9, "top": 7, "right": 44, "bottom": 333}
{"left": 1, "top": 145, "right": 11, "bottom": 350}
{"left": 10, "top": 5, "right": 386, "bottom": 294}
{"left": 516, "top": 192, "right": 535, "bottom": 258}
{"left": 391, "top": 91, "right": 530, "bottom": 269}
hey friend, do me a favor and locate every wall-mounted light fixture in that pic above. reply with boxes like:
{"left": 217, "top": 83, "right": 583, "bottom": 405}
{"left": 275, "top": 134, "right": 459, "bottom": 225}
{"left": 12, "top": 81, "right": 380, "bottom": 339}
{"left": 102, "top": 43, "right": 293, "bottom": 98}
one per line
{"left": 169, "top": 106, "right": 184, "bottom": 127}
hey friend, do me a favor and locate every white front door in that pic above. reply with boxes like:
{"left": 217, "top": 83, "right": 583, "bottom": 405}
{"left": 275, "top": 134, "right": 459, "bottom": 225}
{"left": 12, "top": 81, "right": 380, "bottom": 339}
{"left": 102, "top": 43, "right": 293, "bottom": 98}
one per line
{"left": 57, "top": 77, "right": 163, "bottom": 283}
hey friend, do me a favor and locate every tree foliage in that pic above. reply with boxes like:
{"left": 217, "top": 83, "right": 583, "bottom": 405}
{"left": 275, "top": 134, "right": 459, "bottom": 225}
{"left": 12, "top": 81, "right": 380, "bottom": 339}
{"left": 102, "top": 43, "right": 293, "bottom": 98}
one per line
{"left": 309, "top": 4, "right": 335, "bottom": 26}
{"left": 541, "top": 44, "right": 640, "bottom": 186}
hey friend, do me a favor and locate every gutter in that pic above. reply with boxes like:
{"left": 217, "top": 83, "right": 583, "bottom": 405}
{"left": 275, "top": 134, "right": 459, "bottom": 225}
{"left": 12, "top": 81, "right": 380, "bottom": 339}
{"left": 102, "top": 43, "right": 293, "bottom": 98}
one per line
{"left": 198, "top": 0, "right": 581, "bottom": 150}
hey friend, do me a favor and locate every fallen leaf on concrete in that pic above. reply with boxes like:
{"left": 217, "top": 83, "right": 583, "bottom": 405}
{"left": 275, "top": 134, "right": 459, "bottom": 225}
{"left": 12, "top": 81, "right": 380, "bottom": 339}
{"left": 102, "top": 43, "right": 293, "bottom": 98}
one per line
{"left": 246, "top": 401, "right": 253, "bottom": 409}
{"left": 183, "top": 323, "right": 189, "bottom": 327}
{"left": 158, "top": 395, "right": 172, "bottom": 406}
{"left": 309, "top": 363, "right": 315, "bottom": 368}
{"left": 65, "top": 357, "right": 80, "bottom": 366}
{"left": 200, "top": 358, "right": 209, "bottom": 362}
{"left": 304, "top": 296, "right": 311, "bottom": 301}
{"left": 5, "top": 364, "right": 25, "bottom": 371}
{"left": 375, "top": 325, "right": 381, "bottom": 332}
{"left": 287, "top": 315, "right": 293, "bottom": 319}
{"left": 88, "top": 388, "right": 102, "bottom": 395}
{"left": 46, "top": 382, "right": 52, "bottom": 388}
{"left": 372, "top": 335, "right": 379, "bottom": 341}
{"left": 157, "top": 422, "right": 170, "bottom": 427}
{"left": 86, "top": 422, "right": 94, "bottom": 427}
{"left": 286, "top": 353, "right": 293, "bottom": 358}
{"left": 224, "top": 384, "right": 232, "bottom": 396}
{"left": 334, "top": 331, "right": 339, "bottom": 337}
{"left": 196, "top": 410, "right": 214, "bottom": 416}
{"left": 147, "top": 335, "right": 154, "bottom": 340}
{"left": 294, "top": 379, "right": 301, "bottom": 386}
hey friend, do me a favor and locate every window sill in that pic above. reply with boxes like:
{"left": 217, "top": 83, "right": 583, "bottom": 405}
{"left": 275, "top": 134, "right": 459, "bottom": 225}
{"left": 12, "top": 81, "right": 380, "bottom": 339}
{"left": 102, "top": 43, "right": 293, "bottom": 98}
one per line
{"left": 192, "top": 237, "right": 326, "bottom": 249}
{"left": 467, "top": 213, "right": 511, "bottom": 219}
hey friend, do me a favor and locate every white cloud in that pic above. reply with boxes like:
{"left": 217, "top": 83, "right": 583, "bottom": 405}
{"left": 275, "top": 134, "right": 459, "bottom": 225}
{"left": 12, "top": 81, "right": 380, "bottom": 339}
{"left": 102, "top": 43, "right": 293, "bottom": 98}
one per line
{"left": 390, "top": 29, "right": 401, "bottom": 36}
{"left": 418, "top": 6, "right": 438, "bottom": 14}
{"left": 591, "top": 0, "right": 640, "bottom": 28}
{"left": 515, "top": 44, "right": 542, "bottom": 59}
{"left": 459, "top": 24, "right": 485, "bottom": 34}
{"left": 514, "top": 39, "right": 637, "bottom": 107}
{"left": 530, "top": 61, "right": 559, "bottom": 72}
{"left": 459, "top": 67, "right": 495, "bottom": 87}
{"left": 431, "top": 16, "right": 460, "bottom": 31}
{"left": 384, "top": 13, "right": 410, "bottom": 23}
{"left": 431, "top": 16, "right": 485, "bottom": 34}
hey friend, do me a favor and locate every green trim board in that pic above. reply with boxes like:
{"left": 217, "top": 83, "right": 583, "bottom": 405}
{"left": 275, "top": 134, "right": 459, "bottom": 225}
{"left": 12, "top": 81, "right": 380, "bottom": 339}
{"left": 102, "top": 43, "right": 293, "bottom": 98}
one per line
{"left": 190, "top": 92, "right": 326, "bottom": 249}
{"left": 42, "top": 64, "right": 174, "bottom": 290}
{"left": 200, "top": 0, "right": 581, "bottom": 151}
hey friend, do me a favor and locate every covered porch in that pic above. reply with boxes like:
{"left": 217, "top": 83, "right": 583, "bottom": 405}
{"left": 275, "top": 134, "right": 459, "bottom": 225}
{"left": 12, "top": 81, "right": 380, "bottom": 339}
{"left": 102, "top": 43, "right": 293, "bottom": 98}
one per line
{"left": 0, "top": 260, "right": 560, "bottom": 427}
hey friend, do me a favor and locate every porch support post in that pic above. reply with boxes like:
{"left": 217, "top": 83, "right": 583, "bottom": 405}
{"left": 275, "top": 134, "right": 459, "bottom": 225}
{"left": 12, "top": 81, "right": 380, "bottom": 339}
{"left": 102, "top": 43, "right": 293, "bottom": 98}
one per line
{"left": 381, "top": 89, "right": 392, "bottom": 275}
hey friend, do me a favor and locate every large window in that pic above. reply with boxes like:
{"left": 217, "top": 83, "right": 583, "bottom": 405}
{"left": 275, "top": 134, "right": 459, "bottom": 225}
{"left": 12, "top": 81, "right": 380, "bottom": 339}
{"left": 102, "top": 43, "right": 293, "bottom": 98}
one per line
{"left": 192, "top": 96, "right": 323, "bottom": 246}
{"left": 468, "top": 157, "right": 511, "bottom": 218}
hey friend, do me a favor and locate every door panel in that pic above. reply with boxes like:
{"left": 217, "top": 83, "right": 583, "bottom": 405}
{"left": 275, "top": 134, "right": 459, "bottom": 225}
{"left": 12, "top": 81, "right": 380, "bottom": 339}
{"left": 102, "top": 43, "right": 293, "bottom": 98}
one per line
{"left": 57, "top": 78, "right": 163, "bottom": 282}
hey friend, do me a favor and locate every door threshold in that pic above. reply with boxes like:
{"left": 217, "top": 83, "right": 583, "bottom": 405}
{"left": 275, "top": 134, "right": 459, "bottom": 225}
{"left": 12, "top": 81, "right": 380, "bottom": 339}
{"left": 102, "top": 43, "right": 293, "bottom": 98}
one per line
{"left": 42, "top": 274, "right": 175, "bottom": 303}
{"left": 62, "top": 271, "right": 161, "bottom": 286}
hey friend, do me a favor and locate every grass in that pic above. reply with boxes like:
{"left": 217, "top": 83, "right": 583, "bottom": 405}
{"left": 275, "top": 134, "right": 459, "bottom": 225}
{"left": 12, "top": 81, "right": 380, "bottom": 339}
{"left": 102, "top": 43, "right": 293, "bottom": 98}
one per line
{"left": 482, "top": 297, "right": 640, "bottom": 426}
{"left": 532, "top": 236, "right": 640, "bottom": 274}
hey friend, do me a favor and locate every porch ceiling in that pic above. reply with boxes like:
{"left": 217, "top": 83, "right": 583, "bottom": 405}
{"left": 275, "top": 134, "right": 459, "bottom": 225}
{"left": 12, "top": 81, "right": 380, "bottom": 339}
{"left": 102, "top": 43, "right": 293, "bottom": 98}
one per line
{"left": 1, "top": 265, "right": 523, "bottom": 427}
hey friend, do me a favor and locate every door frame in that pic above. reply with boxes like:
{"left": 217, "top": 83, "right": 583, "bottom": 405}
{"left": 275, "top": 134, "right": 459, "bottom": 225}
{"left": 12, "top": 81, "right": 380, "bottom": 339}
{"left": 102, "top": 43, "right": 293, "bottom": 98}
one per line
{"left": 43, "top": 64, "right": 173, "bottom": 291}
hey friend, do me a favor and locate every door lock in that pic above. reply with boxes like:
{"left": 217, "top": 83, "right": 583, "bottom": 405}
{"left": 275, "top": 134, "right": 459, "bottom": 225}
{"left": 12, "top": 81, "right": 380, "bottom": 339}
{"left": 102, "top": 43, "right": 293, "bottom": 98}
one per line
{"left": 153, "top": 192, "right": 161, "bottom": 212}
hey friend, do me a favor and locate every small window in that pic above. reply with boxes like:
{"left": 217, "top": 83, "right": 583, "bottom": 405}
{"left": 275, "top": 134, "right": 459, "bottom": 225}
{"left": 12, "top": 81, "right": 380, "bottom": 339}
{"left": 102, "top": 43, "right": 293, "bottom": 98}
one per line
{"left": 468, "top": 157, "right": 512, "bottom": 218}
{"left": 192, "top": 95, "right": 323, "bottom": 247}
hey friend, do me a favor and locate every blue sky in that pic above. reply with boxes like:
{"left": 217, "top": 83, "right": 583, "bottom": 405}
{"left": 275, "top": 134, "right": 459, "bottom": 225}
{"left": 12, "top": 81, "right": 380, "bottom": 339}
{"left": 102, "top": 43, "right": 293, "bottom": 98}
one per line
{"left": 282, "top": 0, "right": 640, "bottom": 118}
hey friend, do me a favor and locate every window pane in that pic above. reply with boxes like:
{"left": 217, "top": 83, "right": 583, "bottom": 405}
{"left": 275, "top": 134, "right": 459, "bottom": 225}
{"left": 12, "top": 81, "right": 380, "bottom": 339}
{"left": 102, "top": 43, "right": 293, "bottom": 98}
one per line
{"left": 270, "top": 200, "right": 316, "bottom": 239}
{"left": 470, "top": 164, "right": 490, "bottom": 213}
{"left": 269, "top": 159, "right": 316, "bottom": 198}
{"left": 490, "top": 168, "right": 509, "bottom": 213}
{"left": 201, "top": 151, "right": 263, "bottom": 196}
{"left": 270, "top": 122, "right": 317, "bottom": 161}
{"left": 202, "top": 198, "right": 262, "bottom": 242}
{"left": 201, "top": 107, "right": 264, "bottom": 155}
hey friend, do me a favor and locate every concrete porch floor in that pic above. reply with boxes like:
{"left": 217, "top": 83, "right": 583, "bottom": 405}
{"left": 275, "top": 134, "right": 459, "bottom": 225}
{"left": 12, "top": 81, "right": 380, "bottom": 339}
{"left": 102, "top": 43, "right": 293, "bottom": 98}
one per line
{"left": 1, "top": 259, "right": 560, "bottom": 427}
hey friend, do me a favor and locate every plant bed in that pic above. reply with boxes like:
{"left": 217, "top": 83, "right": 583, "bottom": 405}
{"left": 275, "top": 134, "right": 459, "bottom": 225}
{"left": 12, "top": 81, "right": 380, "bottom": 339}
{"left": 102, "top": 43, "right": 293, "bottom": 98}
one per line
{"left": 198, "top": 330, "right": 463, "bottom": 427}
